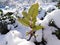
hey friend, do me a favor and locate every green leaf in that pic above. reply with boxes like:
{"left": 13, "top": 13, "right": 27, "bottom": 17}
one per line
{"left": 28, "top": 3, "right": 39, "bottom": 19}
{"left": 19, "top": 3, "right": 43, "bottom": 30}
{"left": 18, "top": 18, "right": 30, "bottom": 26}
{"left": 32, "top": 25, "right": 43, "bottom": 30}
{"left": 28, "top": 3, "right": 39, "bottom": 24}
{"left": 22, "top": 11, "right": 28, "bottom": 17}
{"left": 22, "top": 11, "right": 30, "bottom": 20}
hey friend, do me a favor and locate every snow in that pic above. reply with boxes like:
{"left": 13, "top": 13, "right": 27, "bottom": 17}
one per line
{"left": 5, "top": 6, "right": 10, "bottom": 10}
{"left": 36, "top": 9, "right": 60, "bottom": 28}
{"left": 46, "top": 5, "right": 58, "bottom": 12}
{"left": 0, "top": 0, "right": 7, "bottom": 2}
{"left": 14, "top": 22, "right": 31, "bottom": 38}
{"left": 6, "top": 20, "right": 31, "bottom": 39}
{"left": 35, "top": 30, "right": 42, "bottom": 42}
{"left": 29, "top": 36, "right": 36, "bottom": 42}
{"left": 0, "top": 35, "right": 6, "bottom": 45}
{"left": 18, "top": 41, "right": 35, "bottom": 45}
{"left": 7, "top": 24, "right": 14, "bottom": 30}
{"left": 37, "top": 9, "right": 46, "bottom": 19}
{"left": 37, "top": 4, "right": 58, "bottom": 20}
{"left": 5, "top": 30, "right": 22, "bottom": 45}
{"left": 35, "top": 17, "right": 44, "bottom": 26}
{"left": 5, "top": 30, "right": 22, "bottom": 39}
{"left": 43, "top": 26, "right": 60, "bottom": 45}
{"left": 0, "top": 0, "right": 60, "bottom": 45}
{"left": 4, "top": 30, "right": 35, "bottom": 45}
{"left": 36, "top": 9, "right": 60, "bottom": 45}
{"left": 2, "top": 8, "right": 16, "bottom": 14}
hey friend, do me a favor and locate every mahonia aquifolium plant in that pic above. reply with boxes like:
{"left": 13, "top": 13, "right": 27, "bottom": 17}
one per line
{"left": 18, "top": 3, "right": 43, "bottom": 40}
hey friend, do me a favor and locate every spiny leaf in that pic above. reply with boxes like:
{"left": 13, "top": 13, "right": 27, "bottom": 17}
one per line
{"left": 20, "top": 3, "right": 43, "bottom": 30}
{"left": 28, "top": 3, "right": 39, "bottom": 18}
{"left": 32, "top": 25, "right": 43, "bottom": 30}
{"left": 28, "top": 3, "right": 39, "bottom": 24}
{"left": 22, "top": 11, "right": 30, "bottom": 20}
{"left": 18, "top": 18, "right": 30, "bottom": 26}
{"left": 22, "top": 11, "right": 28, "bottom": 17}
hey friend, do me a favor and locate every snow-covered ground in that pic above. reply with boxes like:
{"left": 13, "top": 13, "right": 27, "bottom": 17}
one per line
{"left": 0, "top": 30, "right": 35, "bottom": 45}
{"left": 36, "top": 9, "right": 60, "bottom": 45}
{"left": 0, "top": 0, "right": 60, "bottom": 45}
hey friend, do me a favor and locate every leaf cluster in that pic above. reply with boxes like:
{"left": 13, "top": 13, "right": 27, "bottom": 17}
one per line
{"left": 18, "top": 3, "right": 43, "bottom": 30}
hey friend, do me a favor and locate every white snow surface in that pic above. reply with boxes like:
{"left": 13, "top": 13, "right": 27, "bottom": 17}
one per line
{"left": 37, "top": 9, "right": 46, "bottom": 19}
{"left": 18, "top": 41, "right": 35, "bottom": 45}
{"left": 46, "top": 5, "right": 58, "bottom": 12}
{"left": 35, "top": 30, "right": 42, "bottom": 42}
{"left": 0, "top": 1, "right": 60, "bottom": 45}
{"left": 2, "top": 8, "right": 16, "bottom": 14}
{"left": 43, "top": 26, "right": 60, "bottom": 45}
{"left": 36, "top": 9, "right": 60, "bottom": 28}
{"left": 4, "top": 30, "right": 35, "bottom": 45}
{"left": 0, "top": 35, "right": 6, "bottom": 45}
{"left": 36, "top": 9, "right": 60, "bottom": 45}
{"left": 5, "top": 30, "right": 22, "bottom": 45}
